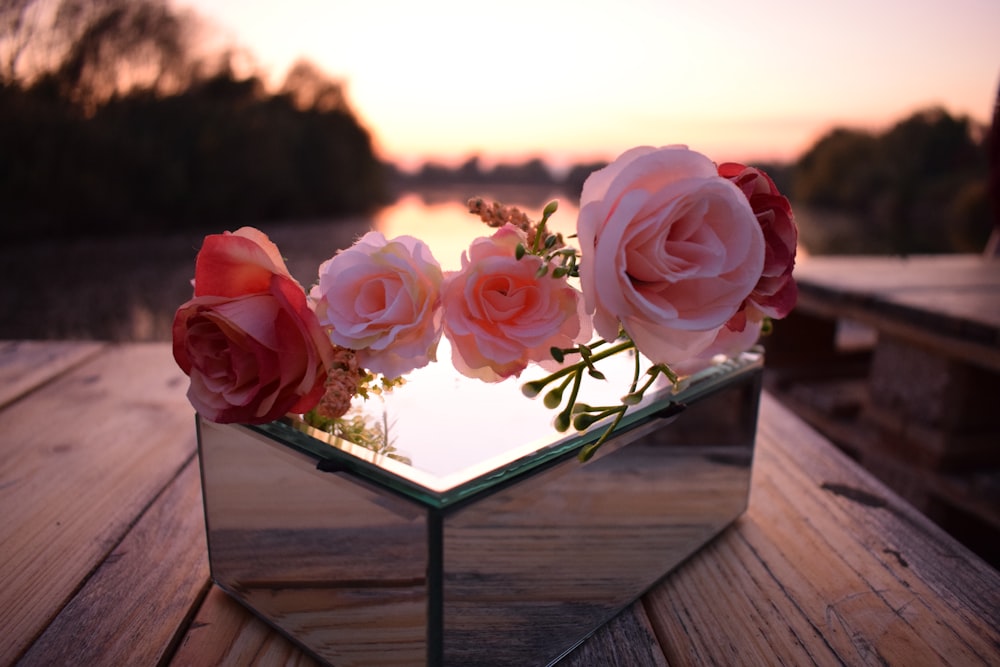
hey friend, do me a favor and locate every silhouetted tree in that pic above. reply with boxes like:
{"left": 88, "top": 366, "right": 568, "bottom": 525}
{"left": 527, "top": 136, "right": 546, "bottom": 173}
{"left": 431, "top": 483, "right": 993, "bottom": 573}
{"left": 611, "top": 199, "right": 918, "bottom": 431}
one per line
{"left": 488, "top": 157, "right": 554, "bottom": 185}
{"left": 280, "top": 58, "right": 348, "bottom": 113}
{"left": 792, "top": 108, "right": 989, "bottom": 254}
{"left": 563, "top": 161, "right": 608, "bottom": 198}
{"left": 0, "top": 0, "right": 387, "bottom": 241}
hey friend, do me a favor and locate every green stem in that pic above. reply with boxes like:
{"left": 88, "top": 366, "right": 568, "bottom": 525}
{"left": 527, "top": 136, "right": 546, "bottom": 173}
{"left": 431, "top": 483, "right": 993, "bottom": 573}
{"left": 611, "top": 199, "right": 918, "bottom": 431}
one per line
{"left": 579, "top": 408, "right": 628, "bottom": 462}
{"left": 531, "top": 339, "right": 634, "bottom": 388}
{"left": 533, "top": 217, "right": 547, "bottom": 254}
{"left": 628, "top": 344, "right": 642, "bottom": 393}
{"left": 555, "top": 369, "right": 584, "bottom": 432}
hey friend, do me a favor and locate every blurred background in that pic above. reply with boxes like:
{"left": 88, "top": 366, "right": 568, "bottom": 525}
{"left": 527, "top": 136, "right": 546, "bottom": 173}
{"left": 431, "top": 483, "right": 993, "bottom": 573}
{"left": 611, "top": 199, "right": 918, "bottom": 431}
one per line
{"left": 1, "top": 0, "right": 997, "bottom": 340}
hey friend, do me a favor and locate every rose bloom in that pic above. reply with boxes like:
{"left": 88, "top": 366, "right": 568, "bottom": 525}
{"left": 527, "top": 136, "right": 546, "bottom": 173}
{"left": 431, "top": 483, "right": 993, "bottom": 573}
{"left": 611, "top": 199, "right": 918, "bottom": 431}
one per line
{"left": 678, "top": 163, "right": 801, "bottom": 368}
{"left": 442, "top": 224, "right": 590, "bottom": 382}
{"left": 172, "top": 227, "right": 334, "bottom": 424}
{"left": 311, "top": 232, "right": 443, "bottom": 379}
{"left": 718, "top": 162, "right": 798, "bottom": 320}
{"left": 577, "top": 146, "right": 765, "bottom": 366}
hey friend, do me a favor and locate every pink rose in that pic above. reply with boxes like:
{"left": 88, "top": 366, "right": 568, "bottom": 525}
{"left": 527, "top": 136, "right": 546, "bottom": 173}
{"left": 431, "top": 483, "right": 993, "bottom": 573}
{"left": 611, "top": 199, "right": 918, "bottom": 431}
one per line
{"left": 442, "top": 224, "right": 589, "bottom": 382}
{"left": 577, "top": 146, "right": 765, "bottom": 365}
{"left": 172, "top": 227, "right": 334, "bottom": 424}
{"left": 677, "top": 309, "right": 767, "bottom": 375}
{"left": 718, "top": 162, "right": 798, "bottom": 319}
{"left": 311, "top": 232, "right": 443, "bottom": 378}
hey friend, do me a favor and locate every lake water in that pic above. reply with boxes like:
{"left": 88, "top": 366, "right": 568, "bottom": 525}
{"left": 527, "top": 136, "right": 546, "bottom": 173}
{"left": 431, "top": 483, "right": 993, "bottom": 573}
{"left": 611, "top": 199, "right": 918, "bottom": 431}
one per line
{"left": 2, "top": 187, "right": 845, "bottom": 342}
{"left": 376, "top": 191, "right": 579, "bottom": 271}
{"left": 0, "top": 188, "right": 576, "bottom": 341}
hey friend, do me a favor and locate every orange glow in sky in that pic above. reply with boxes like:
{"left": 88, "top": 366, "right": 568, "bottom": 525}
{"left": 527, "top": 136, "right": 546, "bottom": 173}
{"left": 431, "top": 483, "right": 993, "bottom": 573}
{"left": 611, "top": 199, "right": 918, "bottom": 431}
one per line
{"left": 179, "top": 0, "right": 999, "bottom": 168}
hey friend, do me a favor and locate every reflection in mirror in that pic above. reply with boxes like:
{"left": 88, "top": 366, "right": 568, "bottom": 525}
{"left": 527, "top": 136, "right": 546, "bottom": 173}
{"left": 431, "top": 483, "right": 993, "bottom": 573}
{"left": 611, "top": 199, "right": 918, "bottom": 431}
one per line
{"left": 199, "top": 420, "right": 429, "bottom": 666}
{"left": 198, "top": 357, "right": 761, "bottom": 665}
{"left": 284, "top": 344, "right": 761, "bottom": 496}
{"left": 441, "top": 373, "right": 759, "bottom": 665}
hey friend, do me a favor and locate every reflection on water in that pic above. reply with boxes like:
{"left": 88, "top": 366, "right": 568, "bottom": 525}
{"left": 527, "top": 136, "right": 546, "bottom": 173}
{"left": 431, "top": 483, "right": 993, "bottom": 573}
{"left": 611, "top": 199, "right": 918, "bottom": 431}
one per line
{"left": 375, "top": 191, "right": 579, "bottom": 271}
{"left": 0, "top": 188, "right": 575, "bottom": 341}
{"left": 3, "top": 185, "right": 811, "bottom": 342}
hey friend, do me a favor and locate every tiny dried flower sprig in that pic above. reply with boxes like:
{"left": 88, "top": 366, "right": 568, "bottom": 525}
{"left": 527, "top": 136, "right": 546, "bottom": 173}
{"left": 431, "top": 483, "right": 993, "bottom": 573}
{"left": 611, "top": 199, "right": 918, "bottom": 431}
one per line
{"left": 309, "top": 346, "right": 405, "bottom": 422}
{"left": 477, "top": 198, "right": 578, "bottom": 280}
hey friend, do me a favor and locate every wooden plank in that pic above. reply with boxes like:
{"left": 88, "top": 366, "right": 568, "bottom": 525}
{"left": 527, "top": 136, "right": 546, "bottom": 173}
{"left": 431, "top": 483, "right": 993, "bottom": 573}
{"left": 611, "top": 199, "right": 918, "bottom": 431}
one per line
{"left": 795, "top": 254, "right": 1000, "bottom": 299}
{"left": 754, "top": 397, "right": 1000, "bottom": 662}
{"left": 643, "top": 394, "right": 1000, "bottom": 665}
{"left": 0, "top": 343, "right": 197, "bottom": 664}
{"left": 0, "top": 340, "right": 105, "bottom": 409}
{"left": 170, "top": 586, "right": 322, "bottom": 666}
{"left": 560, "top": 601, "right": 669, "bottom": 667}
{"left": 796, "top": 289, "right": 1000, "bottom": 372}
{"left": 793, "top": 255, "right": 1000, "bottom": 370}
{"left": 175, "top": 587, "right": 671, "bottom": 666}
{"left": 17, "top": 458, "right": 210, "bottom": 666}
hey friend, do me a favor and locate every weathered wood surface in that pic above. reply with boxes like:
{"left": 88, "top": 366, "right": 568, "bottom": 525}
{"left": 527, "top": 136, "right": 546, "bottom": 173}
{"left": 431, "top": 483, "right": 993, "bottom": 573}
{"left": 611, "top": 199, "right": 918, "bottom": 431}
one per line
{"left": 0, "top": 340, "right": 104, "bottom": 410}
{"left": 792, "top": 254, "right": 1000, "bottom": 370}
{"left": 1, "top": 342, "right": 998, "bottom": 666}
{"left": 769, "top": 253, "right": 1000, "bottom": 565}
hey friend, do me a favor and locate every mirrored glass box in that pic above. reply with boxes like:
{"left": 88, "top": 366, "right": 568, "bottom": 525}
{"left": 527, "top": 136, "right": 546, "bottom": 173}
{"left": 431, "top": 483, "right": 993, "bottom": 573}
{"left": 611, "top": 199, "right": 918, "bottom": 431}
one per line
{"left": 197, "top": 350, "right": 763, "bottom": 666}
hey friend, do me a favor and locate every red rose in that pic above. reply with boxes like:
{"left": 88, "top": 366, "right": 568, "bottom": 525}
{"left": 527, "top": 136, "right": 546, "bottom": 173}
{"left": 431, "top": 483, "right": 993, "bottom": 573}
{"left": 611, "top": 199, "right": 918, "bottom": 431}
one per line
{"left": 718, "top": 162, "right": 798, "bottom": 319}
{"left": 172, "top": 227, "right": 333, "bottom": 423}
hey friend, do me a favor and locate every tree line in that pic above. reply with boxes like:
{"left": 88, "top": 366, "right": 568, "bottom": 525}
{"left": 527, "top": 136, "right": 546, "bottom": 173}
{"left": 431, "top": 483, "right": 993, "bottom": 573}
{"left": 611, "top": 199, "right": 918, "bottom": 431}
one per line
{"left": 391, "top": 106, "right": 992, "bottom": 254}
{"left": 1, "top": 0, "right": 992, "bottom": 253}
{"left": 0, "top": 0, "right": 387, "bottom": 242}
{"left": 788, "top": 107, "right": 991, "bottom": 254}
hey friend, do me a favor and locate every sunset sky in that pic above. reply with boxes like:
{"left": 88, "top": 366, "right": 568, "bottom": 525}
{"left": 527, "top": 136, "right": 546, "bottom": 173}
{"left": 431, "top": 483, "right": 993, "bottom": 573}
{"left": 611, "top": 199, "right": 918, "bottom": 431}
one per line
{"left": 178, "top": 0, "right": 999, "bottom": 170}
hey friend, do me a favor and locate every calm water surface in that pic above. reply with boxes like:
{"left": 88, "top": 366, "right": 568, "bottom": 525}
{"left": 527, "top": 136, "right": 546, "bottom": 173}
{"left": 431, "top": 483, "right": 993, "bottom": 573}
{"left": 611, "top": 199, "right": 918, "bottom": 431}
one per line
{"left": 2, "top": 189, "right": 835, "bottom": 342}
{"left": 0, "top": 189, "right": 576, "bottom": 341}
{"left": 376, "top": 192, "right": 579, "bottom": 271}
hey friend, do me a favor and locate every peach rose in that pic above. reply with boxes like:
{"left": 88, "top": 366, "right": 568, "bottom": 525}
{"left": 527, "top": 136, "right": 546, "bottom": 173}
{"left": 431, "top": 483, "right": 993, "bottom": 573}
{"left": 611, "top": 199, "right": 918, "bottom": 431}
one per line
{"left": 172, "top": 227, "right": 334, "bottom": 424}
{"left": 311, "top": 232, "right": 443, "bottom": 378}
{"left": 718, "top": 162, "right": 798, "bottom": 319}
{"left": 577, "top": 146, "right": 765, "bottom": 365}
{"left": 442, "top": 224, "right": 589, "bottom": 382}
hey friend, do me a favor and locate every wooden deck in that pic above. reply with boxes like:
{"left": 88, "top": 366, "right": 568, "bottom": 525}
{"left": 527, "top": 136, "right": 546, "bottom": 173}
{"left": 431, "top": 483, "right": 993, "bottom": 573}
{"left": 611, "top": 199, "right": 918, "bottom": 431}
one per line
{"left": 764, "top": 253, "right": 1000, "bottom": 567}
{"left": 2, "top": 340, "right": 999, "bottom": 666}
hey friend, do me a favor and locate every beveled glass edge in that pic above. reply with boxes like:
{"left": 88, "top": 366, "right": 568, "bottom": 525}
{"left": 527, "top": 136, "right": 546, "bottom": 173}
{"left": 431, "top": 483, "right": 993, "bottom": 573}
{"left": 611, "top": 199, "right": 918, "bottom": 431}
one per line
{"left": 240, "top": 348, "right": 765, "bottom": 509}
{"left": 447, "top": 349, "right": 765, "bottom": 501}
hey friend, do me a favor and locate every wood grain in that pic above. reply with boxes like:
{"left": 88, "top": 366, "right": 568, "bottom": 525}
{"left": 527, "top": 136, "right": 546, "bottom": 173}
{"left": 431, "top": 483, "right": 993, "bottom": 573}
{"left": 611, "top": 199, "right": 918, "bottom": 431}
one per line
{"left": 171, "top": 586, "right": 322, "bottom": 666}
{"left": 0, "top": 343, "right": 196, "bottom": 664}
{"left": 17, "top": 458, "right": 210, "bottom": 666}
{"left": 559, "top": 602, "right": 669, "bottom": 667}
{"left": 644, "top": 394, "right": 1000, "bottom": 666}
{"left": 0, "top": 340, "right": 104, "bottom": 409}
